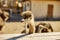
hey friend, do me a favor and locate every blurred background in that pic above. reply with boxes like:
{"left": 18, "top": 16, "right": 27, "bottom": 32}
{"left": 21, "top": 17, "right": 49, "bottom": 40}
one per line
{"left": 0, "top": 0, "right": 60, "bottom": 22}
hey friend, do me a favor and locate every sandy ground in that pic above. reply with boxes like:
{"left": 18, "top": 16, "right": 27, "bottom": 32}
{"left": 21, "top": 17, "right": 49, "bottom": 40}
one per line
{"left": 0, "top": 32, "right": 60, "bottom": 40}
{"left": 1, "top": 21, "right": 60, "bottom": 34}
{"left": 0, "top": 21, "right": 60, "bottom": 40}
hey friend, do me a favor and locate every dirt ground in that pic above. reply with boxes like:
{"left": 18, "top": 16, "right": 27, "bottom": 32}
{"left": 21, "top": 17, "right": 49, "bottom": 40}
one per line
{"left": 1, "top": 32, "right": 60, "bottom": 40}
{"left": 1, "top": 21, "right": 60, "bottom": 34}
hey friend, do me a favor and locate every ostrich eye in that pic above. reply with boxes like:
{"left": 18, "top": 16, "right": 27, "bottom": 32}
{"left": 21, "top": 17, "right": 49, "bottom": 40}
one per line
{"left": 41, "top": 28, "right": 48, "bottom": 33}
{"left": 29, "top": 15, "right": 31, "bottom": 17}
{"left": 23, "top": 14, "right": 31, "bottom": 19}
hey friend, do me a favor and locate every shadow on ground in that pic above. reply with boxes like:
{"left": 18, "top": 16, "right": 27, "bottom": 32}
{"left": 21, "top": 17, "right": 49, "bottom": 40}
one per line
{"left": 6, "top": 34, "right": 31, "bottom": 40}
